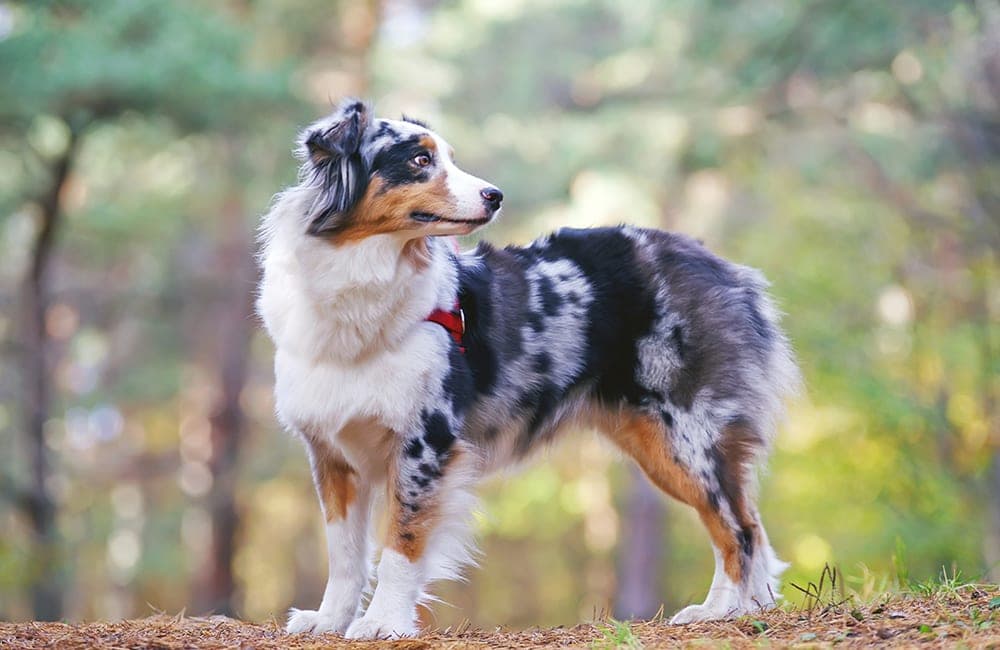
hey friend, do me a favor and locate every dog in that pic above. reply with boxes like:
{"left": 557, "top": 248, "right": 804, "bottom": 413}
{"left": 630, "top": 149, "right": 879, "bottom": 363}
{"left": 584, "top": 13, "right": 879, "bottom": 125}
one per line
{"left": 256, "top": 99, "right": 800, "bottom": 639}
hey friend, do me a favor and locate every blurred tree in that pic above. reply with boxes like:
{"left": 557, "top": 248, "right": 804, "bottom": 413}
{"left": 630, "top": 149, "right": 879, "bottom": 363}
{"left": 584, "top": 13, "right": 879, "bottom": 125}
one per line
{"left": 615, "top": 465, "right": 667, "bottom": 619}
{"left": 0, "top": 0, "right": 292, "bottom": 619}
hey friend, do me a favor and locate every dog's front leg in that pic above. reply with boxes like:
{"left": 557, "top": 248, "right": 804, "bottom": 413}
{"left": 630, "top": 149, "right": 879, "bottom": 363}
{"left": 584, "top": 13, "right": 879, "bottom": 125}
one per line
{"left": 345, "top": 418, "right": 472, "bottom": 640}
{"left": 286, "top": 434, "right": 372, "bottom": 635}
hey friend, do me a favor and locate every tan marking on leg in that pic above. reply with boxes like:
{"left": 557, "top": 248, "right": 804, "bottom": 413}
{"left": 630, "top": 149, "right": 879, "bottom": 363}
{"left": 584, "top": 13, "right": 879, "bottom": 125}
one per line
{"left": 387, "top": 499, "right": 436, "bottom": 562}
{"left": 716, "top": 424, "right": 765, "bottom": 570}
{"left": 717, "top": 420, "right": 764, "bottom": 553}
{"left": 385, "top": 448, "right": 464, "bottom": 562}
{"left": 605, "top": 412, "right": 745, "bottom": 584}
{"left": 305, "top": 435, "right": 358, "bottom": 522}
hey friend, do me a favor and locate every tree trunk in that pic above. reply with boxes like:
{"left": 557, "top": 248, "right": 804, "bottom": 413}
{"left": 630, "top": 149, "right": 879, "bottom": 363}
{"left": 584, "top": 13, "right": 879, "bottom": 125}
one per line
{"left": 988, "top": 453, "right": 1000, "bottom": 582}
{"left": 614, "top": 464, "right": 667, "bottom": 619}
{"left": 19, "top": 127, "right": 79, "bottom": 621}
{"left": 978, "top": 268, "right": 999, "bottom": 582}
{"left": 195, "top": 193, "right": 258, "bottom": 617}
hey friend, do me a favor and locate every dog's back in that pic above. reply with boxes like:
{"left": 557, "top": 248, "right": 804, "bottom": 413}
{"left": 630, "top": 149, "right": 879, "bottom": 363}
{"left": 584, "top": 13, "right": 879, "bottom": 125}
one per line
{"left": 455, "top": 226, "right": 798, "bottom": 462}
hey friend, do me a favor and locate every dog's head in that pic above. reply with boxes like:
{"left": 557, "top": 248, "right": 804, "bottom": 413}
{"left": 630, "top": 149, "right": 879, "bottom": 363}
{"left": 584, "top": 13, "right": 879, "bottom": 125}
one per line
{"left": 298, "top": 99, "right": 503, "bottom": 242}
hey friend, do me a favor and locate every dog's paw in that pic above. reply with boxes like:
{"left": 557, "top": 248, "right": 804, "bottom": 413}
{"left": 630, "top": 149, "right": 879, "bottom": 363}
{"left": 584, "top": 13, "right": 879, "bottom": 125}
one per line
{"left": 669, "top": 603, "right": 736, "bottom": 625}
{"left": 344, "top": 613, "right": 417, "bottom": 640}
{"left": 285, "top": 608, "right": 350, "bottom": 635}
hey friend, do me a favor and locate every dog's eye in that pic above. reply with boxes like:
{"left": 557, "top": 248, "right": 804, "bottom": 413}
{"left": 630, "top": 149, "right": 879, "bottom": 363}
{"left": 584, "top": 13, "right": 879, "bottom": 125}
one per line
{"left": 412, "top": 153, "right": 432, "bottom": 168}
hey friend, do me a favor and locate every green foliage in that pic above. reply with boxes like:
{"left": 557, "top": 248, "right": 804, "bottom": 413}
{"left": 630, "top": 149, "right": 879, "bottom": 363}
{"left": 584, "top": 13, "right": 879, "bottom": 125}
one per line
{"left": 911, "top": 566, "right": 975, "bottom": 599}
{"left": 0, "top": 0, "right": 292, "bottom": 130}
{"left": 892, "top": 537, "right": 910, "bottom": 589}
{"left": 593, "top": 619, "right": 643, "bottom": 650}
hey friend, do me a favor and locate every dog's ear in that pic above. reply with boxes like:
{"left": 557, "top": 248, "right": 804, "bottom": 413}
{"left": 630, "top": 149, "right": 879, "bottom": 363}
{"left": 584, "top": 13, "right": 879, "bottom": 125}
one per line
{"left": 301, "top": 99, "right": 372, "bottom": 236}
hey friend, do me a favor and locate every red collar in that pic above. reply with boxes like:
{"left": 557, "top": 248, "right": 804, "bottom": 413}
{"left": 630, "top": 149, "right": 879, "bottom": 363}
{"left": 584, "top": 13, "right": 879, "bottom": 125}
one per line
{"left": 426, "top": 238, "right": 466, "bottom": 352}
{"left": 426, "top": 300, "right": 465, "bottom": 353}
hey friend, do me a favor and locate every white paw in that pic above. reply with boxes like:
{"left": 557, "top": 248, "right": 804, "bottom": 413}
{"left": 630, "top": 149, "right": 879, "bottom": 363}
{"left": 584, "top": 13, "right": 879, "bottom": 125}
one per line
{"left": 344, "top": 613, "right": 417, "bottom": 640}
{"left": 285, "top": 608, "right": 351, "bottom": 635}
{"left": 670, "top": 603, "right": 738, "bottom": 625}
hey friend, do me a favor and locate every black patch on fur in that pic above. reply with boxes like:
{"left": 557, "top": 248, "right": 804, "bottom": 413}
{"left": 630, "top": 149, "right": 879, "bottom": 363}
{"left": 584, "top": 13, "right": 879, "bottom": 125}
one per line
{"left": 401, "top": 115, "right": 429, "bottom": 129}
{"left": 533, "top": 352, "right": 552, "bottom": 374}
{"left": 536, "top": 275, "right": 562, "bottom": 316}
{"left": 422, "top": 411, "right": 454, "bottom": 458}
{"left": 458, "top": 253, "right": 499, "bottom": 395}
{"left": 516, "top": 381, "right": 560, "bottom": 435}
{"left": 458, "top": 243, "right": 534, "bottom": 397}
{"left": 443, "top": 344, "right": 473, "bottom": 415}
{"left": 497, "top": 328, "right": 525, "bottom": 359}
{"left": 489, "top": 250, "right": 531, "bottom": 360}
{"left": 373, "top": 120, "right": 400, "bottom": 142}
{"left": 671, "top": 325, "right": 686, "bottom": 360}
{"left": 526, "top": 312, "right": 545, "bottom": 333}
{"left": 707, "top": 490, "right": 720, "bottom": 512}
{"left": 405, "top": 438, "right": 424, "bottom": 459}
{"left": 370, "top": 134, "right": 432, "bottom": 188}
{"left": 738, "top": 526, "right": 755, "bottom": 558}
{"left": 667, "top": 330, "right": 714, "bottom": 408}
{"left": 537, "top": 228, "right": 658, "bottom": 406}
{"left": 418, "top": 462, "right": 442, "bottom": 480}
{"left": 660, "top": 409, "right": 674, "bottom": 428}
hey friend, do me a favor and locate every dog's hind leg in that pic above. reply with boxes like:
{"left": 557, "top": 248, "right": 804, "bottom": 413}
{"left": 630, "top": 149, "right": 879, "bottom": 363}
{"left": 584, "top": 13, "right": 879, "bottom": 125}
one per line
{"left": 605, "top": 411, "right": 786, "bottom": 624}
{"left": 345, "top": 418, "right": 478, "bottom": 640}
{"left": 287, "top": 433, "right": 373, "bottom": 635}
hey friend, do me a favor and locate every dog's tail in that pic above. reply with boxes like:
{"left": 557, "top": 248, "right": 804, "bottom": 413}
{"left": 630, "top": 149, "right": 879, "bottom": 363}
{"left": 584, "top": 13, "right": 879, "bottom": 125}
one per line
{"left": 737, "top": 264, "right": 803, "bottom": 456}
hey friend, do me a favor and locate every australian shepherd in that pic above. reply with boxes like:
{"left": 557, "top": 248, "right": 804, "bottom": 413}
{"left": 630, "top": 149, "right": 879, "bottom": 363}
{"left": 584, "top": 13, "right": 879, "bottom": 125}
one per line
{"left": 256, "top": 99, "right": 800, "bottom": 639}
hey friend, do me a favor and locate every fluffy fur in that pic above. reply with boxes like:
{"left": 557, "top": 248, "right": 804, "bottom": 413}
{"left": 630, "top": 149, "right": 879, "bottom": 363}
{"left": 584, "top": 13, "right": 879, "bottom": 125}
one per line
{"left": 257, "top": 99, "right": 801, "bottom": 639}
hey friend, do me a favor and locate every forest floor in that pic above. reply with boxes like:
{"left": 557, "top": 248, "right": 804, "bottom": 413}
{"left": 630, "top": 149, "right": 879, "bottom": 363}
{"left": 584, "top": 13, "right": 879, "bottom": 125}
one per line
{"left": 2, "top": 581, "right": 997, "bottom": 649}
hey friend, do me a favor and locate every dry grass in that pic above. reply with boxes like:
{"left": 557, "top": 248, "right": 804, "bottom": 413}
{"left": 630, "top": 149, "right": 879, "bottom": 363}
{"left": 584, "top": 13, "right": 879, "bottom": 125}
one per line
{"left": 1, "top": 581, "right": 997, "bottom": 649}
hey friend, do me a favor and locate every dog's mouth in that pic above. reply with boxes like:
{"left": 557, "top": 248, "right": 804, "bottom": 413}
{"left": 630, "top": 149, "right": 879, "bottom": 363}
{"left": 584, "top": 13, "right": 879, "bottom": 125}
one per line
{"left": 410, "top": 211, "right": 492, "bottom": 225}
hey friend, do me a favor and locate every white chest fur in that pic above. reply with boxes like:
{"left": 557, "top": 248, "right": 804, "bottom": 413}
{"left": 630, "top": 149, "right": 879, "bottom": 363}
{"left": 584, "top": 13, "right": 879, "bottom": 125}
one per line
{"left": 257, "top": 189, "right": 457, "bottom": 460}
{"left": 271, "top": 326, "right": 444, "bottom": 444}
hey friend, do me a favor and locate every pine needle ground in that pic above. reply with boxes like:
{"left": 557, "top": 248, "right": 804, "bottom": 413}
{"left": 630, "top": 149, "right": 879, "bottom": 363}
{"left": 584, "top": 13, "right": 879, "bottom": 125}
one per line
{"left": 2, "top": 581, "right": 997, "bottom": 649}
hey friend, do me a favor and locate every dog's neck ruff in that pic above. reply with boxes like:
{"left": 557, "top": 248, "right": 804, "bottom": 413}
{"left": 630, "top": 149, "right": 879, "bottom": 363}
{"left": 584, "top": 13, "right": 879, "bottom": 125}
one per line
{"left": 257, "top": 191, "right": 460, "bottom": 363}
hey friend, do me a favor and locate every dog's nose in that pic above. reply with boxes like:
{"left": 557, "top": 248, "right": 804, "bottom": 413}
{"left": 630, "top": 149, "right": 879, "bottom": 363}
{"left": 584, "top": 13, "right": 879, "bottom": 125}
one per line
{"left": 481, "top": 187, "right": 503, "bottom": 210}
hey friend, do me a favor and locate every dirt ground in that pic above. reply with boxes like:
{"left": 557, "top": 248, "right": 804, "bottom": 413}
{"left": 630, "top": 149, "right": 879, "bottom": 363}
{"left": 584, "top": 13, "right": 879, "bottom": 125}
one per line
{"left": 2, "top": 583, "right": 997, "bottom": 649}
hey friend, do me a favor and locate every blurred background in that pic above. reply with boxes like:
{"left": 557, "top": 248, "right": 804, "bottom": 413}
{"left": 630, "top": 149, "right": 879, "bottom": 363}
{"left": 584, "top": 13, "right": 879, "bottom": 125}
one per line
{"left": 0, "top": 0, "right": 997, "bottom": 629}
